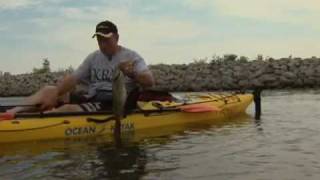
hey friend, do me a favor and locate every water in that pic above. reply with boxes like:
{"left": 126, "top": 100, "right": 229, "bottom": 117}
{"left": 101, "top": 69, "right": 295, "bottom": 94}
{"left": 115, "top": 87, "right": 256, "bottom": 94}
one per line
{"left": 1, "top": 90, "right": 320, "bottom": 179}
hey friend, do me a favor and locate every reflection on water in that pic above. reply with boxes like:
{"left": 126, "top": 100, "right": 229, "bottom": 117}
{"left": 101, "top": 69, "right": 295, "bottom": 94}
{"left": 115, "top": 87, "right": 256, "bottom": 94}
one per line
{"left": 0, "top": 114, "right": 250, "bottom": 180}
{"left": 2, "top": 90, "right": 320, "bottom": 179}
{"left": 49, "top": 142, "right": 147, "bottom": 179}
{"left": 0, "top": 139, "right": 148, "bottom": 179}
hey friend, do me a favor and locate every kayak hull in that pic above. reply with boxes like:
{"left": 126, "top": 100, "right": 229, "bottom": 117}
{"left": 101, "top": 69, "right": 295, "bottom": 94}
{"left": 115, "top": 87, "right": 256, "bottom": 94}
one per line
{"left": 0, "top": 94, "right": 253, "bottom": 143}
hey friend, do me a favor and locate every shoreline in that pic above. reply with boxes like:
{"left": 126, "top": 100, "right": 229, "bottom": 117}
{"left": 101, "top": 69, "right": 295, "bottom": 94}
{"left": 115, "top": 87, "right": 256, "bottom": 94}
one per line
{"left": 1, "top": 57, "right": 320, "bottom": 96}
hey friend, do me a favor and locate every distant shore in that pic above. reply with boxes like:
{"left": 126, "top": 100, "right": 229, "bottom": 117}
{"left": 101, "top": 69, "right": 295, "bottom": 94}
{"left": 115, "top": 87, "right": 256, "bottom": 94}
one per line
{"left": 1, "top": 56, "right": 320, "bottom": 96}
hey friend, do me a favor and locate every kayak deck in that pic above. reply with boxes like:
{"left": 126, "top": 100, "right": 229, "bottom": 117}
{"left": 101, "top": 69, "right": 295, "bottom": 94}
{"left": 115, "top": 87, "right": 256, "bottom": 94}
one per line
{"left": 0, "top": 93, "right": 253, "bottom": 143}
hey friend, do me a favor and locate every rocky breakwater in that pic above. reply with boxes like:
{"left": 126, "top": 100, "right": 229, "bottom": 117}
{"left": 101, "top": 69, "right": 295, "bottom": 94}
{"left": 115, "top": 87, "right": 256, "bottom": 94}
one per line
{"left": 1, "top": 57, "right": 320, "bottom": 96}
{"left": 0, "top": 72, "right": 65, "bottom": 97}
{"left": 150, "top": 57, "right": 320, "bottom": 91}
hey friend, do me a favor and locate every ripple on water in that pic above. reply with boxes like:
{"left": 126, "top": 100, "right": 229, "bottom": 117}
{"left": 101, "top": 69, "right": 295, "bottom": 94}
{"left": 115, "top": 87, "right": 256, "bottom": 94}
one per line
{"left": 2, "top": 91, "right": 320, "bottom": 179}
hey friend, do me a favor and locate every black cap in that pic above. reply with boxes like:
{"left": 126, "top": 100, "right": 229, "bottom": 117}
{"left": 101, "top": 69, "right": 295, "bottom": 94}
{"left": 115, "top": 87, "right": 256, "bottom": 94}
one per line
{"left": 92, "top": 20, "right": 118, "bottom": 38}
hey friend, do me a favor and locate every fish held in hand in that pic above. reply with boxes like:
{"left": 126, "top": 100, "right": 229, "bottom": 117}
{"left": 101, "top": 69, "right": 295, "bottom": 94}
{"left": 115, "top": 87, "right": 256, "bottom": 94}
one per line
{"left": 112, "top": 67, "right": 127, "bottom": 119}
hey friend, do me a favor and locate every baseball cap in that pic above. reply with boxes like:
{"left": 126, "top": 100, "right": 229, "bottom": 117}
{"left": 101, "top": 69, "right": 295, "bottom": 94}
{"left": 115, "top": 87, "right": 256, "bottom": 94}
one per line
{"left": 92, "top": 20, "right": 118, "bottom": 38}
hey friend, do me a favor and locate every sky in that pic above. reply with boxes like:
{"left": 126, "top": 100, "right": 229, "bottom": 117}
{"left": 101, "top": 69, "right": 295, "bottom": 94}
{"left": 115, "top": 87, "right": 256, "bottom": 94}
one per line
{"left": 0, "top": 0, "right": 320, "bottom": 74}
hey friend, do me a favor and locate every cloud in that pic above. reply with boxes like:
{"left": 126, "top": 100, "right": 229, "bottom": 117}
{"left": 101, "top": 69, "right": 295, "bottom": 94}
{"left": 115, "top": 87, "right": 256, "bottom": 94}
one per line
{"left": 0, "top": 26, "right": 7, "bottom": 31}
{"left": 0, "top": 0, "right": 65, "bottom": 10}
{"left": 27, "top": 5, "right": 210, "bottom": 64}
{"left": 184, "top": 0, "right": 320, "bottom": 27}
{"left": 1, "top": 1, "right": 192, "bottom": 73}
{"left": 216, "top": 0, "right": 319, "bottom": 22}
{"left": 141, "top": 35, "right": 320, "bottom": 65}
{"left": 211, "top": 36, "right": 320, "bottom": 59}
{"left": 1, "top": 0, "right": 320, "bottom": 74}
{"left": 0, "top": 0, "right": 40, "bottom": 9}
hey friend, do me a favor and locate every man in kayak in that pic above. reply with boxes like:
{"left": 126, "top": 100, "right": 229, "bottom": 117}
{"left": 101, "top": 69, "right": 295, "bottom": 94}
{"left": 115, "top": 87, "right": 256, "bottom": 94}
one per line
{"left": 8, "top": 20, "right": 154, "bottom": 114}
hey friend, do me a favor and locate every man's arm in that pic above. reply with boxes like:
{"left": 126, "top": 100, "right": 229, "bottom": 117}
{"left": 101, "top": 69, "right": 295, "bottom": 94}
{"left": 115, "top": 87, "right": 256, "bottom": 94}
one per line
{"left": 9, "top": 52, "right": 92, "bottom": 113}
{"left": 134, "top": 70, "right": 154, "bottom": 89}
{"left": 38, "top": 74, "right": 78, "bottom": 110}
{"left": 7, "top": 74, "right": 79, "bottom": 113}
{"left": 56, "top": 74, "right": 78, "bottom": 96}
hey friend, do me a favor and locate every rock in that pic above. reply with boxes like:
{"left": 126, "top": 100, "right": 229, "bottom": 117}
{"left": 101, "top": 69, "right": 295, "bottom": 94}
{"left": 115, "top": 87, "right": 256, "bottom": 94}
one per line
{"left": 251, "top": 79, "right": 264, "bottom": 88}
{"left": 238, "top": 79, "right": 250, "bottom": 88}
{"left": 282, "top": 72, "right": 296, "bottom": 80}
{"left": 259, "top": 74, "right": 277, "bottom": 83}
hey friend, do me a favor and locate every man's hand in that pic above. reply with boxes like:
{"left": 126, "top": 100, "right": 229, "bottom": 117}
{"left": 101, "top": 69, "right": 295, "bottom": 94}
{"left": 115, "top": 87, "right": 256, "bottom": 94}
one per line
{"left": 118, "top": 60, "right": 155, "bottom": 89}
{"left": 118, "top": 60, "right": 135, "bottom": 78}
{"left": 37, "top": 86, "right": 59, "bottom": 110}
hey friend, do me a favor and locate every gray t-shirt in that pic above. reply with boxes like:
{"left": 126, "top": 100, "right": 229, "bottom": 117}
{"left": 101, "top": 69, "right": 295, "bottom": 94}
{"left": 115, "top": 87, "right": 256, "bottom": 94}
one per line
{"left": 73, "top": 46, "right": 149, "bottom": 98}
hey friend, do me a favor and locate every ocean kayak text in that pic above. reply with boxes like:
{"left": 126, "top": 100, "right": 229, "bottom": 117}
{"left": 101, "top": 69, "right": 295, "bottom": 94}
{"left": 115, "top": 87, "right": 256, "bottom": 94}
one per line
{"left": 65, "top": 126, "right": 96, "bottom": 136}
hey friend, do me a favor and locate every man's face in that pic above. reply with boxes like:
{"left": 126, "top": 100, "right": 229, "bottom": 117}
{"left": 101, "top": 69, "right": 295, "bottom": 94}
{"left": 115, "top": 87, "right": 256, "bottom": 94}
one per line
{"left": 97, "top": 34, "right": 119, "bottom": 56}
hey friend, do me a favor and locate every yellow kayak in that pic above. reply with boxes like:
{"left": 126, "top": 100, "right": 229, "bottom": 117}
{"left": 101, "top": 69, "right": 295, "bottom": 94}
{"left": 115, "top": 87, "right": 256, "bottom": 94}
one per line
{"left": 0, "top": 93, "right": 253, "bottom": 143}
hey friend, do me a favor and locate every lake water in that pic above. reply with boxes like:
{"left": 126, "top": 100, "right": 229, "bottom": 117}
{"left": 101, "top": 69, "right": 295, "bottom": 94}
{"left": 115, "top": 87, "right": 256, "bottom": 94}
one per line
{"left": 1, "top": 90, "right": 320, "bottom": 179}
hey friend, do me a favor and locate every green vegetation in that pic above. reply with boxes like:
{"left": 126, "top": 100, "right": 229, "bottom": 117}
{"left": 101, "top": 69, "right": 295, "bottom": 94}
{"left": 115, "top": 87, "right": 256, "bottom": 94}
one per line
{"left": 33, "top": 58, "right": 51, "bottom": 74}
